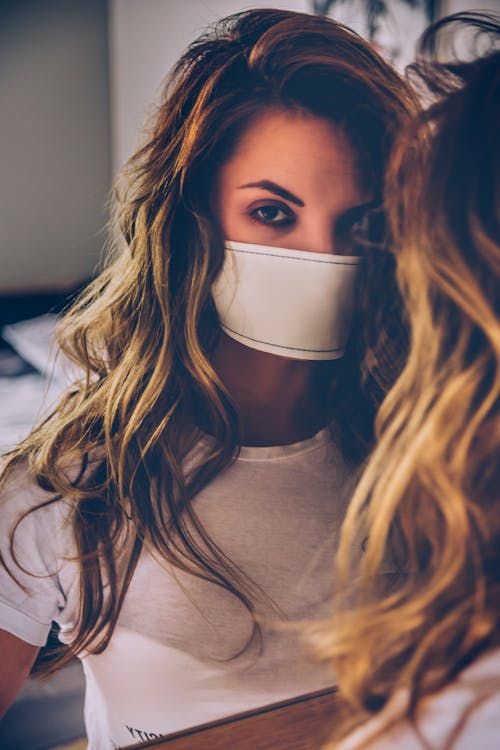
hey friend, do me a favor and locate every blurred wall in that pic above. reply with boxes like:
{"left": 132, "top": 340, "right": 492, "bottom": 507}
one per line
{"left": 0, "top": 0, "right": 111, "bottom": 292}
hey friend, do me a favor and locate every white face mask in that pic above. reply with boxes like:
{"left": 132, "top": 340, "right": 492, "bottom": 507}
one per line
{"left": 212, "top": 241, "right": 362, "bottom": 361}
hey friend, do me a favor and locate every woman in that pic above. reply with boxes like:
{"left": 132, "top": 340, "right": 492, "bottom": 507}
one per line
{"left": 0, "top": 9, "right": 413, "bottom": 747}
{"left": 313, "top": 12, "right": 500, "bottom": 750}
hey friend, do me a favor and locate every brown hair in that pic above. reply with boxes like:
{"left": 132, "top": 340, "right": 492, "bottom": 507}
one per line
{"left": 0, "top": 9, "right": 415, "bottom": 669}
{"left": 312, "top": 12, "right": 500, "bottom": 746}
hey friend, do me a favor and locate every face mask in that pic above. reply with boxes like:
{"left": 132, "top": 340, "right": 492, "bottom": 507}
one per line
{"left": 212, "top": 241, "right": 362, "bottom": 361}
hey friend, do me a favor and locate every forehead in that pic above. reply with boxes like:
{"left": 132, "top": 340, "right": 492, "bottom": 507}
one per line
{"left": 219, "top": 107, "right": 365, "bottom": 190}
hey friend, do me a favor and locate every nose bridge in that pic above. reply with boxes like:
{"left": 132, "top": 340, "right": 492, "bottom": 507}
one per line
{"left": 299, "top": 213, "right": 336, "bottom": 255}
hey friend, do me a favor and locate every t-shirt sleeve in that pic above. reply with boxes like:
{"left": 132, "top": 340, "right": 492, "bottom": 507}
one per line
{"left": 454, "top": 692, "right": 500, "bottom": 750}
{"left": 0, "top": 465, "right": 73, "bottom": 646}
{"left": 335, "top": 676, "right": 500, "bottom": 750}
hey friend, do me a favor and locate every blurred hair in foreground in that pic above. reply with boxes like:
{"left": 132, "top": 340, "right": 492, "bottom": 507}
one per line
{"left": 311, "top": 11, "right": 500, "bottom": 746}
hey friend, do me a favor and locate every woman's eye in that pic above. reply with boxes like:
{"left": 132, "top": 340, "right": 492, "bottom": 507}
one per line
{"left": 251, "top": 204, "right": 294, "bottom": 226}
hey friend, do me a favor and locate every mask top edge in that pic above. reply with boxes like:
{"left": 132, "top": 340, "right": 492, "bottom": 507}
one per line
{"left": 225, "top": 240, "right": 363, "bottom": 265}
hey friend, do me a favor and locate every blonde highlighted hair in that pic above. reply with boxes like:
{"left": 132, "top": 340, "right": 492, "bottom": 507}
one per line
{"left": 312, "top": 12, "right": 500, "bottom": 744}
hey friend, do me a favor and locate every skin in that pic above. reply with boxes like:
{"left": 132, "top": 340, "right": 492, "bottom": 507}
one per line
{"left": 0, "top": 629, "right": 39, "bottom": 719}
{"left": 213, "top": 107, "right": 371, "bottom": 446}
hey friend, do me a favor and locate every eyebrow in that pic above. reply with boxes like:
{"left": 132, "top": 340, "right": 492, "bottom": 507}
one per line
{"left": 238, "top": 180, "right": 305, "bottom": 207}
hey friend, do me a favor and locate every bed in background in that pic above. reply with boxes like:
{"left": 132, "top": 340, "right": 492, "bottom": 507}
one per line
{"left": 0, "top": 310, "right": 86, "bottom": 750}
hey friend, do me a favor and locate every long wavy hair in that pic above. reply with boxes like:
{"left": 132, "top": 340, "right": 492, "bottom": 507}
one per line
{"left": 312, "top": 12, "right": 500, "bottom": 745}
{"left": 0, "top": 9, "right": 414, "bottom": 669}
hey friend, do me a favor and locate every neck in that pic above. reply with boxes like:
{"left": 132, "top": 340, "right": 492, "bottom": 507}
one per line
{"left": 212, "top": 332, "right": 335, "bottom": 446}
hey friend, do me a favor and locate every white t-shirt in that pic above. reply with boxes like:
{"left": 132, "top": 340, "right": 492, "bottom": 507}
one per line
{"left": 0, "top": 427, "right": 357, "bottom": 749}
{"left": 336, "top": 648, "right": 500, "bottom": 750}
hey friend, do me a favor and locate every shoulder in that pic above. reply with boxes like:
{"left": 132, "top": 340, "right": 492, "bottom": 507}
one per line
{"left": 336, "top": 649, "right": 500, "bottom": 750}
{"left": 0, "top": 457, "right": 86, "bottom": 646}
{"left": 1, "top": 457, "right": 72, "bottom": 523}
{"left": 0, "top": 445, "right": 103, "bottom": 515}
{"left": 411, "top": 659, "right": 500, "bottom": 750}
{"left": 451, "top": 649, "right": 500, "bottom": 750}
{"left": 0, "top": 461, "right": 75, "bottom": 578}
{"left": 0, "top": 448, "right": 100, "bottom": 562}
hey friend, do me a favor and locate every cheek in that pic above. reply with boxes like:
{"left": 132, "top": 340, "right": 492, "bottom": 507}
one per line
{"left": 218, "top": 201, "right": 236, "bottom": 237}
